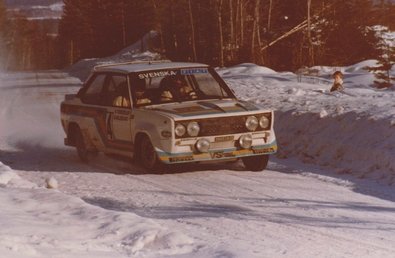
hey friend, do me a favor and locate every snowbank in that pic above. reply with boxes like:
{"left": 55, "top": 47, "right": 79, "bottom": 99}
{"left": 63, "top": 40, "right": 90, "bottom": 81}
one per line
{"left": 224, "top": 63, "right": 395, "bottom": 184}
{"left": 218, "top": 63, "right": 277, "bottom": 77}
{"left": 0, "top": 161, "right": 196, "bottom": 258}
{"left": 344, "top": 60, "right": 379, "bottom": 73}
{"left": 67, "top": 31, "right": 163, "bottom": 81}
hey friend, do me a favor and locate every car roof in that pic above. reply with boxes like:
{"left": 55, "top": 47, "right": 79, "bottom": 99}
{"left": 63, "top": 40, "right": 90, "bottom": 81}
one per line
{"left": 93, "top": 61, "right": 209, "bottom": 74}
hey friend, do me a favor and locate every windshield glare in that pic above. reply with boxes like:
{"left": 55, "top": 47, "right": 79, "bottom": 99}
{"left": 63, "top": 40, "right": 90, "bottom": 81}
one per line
{"left": 131, "top": 68, "right": 232, "bottom": 106}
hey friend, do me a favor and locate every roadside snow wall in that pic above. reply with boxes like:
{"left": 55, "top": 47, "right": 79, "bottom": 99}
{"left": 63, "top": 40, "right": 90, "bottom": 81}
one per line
{"left": 275, "top": 110, "right": 395, "bottom": 183}
{"left": 220, "top": 62, "right": 395, "bottom": 184}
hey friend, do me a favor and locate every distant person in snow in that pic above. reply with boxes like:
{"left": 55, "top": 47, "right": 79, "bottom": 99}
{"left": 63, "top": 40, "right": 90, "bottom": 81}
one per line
{"left": 330, "top": 71, "right": 344, "bottom": 92}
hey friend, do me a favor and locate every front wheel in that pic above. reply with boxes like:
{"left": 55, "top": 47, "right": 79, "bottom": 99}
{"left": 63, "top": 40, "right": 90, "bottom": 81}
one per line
{"left": 139, "top": 136, "right": 162, "bottom": 171}
{"left": 242, "top": 155, "right": 269, "bottom": 171}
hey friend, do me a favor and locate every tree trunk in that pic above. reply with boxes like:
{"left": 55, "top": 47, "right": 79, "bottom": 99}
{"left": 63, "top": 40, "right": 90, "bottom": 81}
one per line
{"left": 121, "top": 4, "right": 126, "bottom": 47}
{"left": 70, "top": 40, "right": 74, "bottom": 65}
{"left": 240, "top": 0, "right": 244, "bottom": 46}
{"left": 235, "top": 0, "right": 241, "bottom": 47}
{"left": 151, "top": 0, "right": 165, "bottom": 52}
{"left": 217, "top": 0, "right": 224, "bottom": 67}
{"left": 252, "top": 0, "right": 262, "bottom": 62}
{"left": 229, "top": 0, "right": 235, "bottom": 60}
{"left": 171, "top": 1, "right": 178, "bottom": 51}
{"left": 188, "top": 0, "right": 197, "bottom": 61}
{"left": 307, "top": 0, "right": 314, "bottom": 66}
{"left": 255, "top": 0, "right": 262, "bottom": 63}
{"left": 267, "top": 0, "right": 273, "bottom": 30}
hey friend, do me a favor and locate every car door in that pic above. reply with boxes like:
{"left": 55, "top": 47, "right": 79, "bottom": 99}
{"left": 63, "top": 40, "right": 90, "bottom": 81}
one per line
{"left": 103, "top": 74, "right": 133, "bottom": 151}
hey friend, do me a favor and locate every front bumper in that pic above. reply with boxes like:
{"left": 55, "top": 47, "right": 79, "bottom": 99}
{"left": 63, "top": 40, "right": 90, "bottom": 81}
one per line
{"left": 157, "top": 140, "right": 277, "bottom": 164}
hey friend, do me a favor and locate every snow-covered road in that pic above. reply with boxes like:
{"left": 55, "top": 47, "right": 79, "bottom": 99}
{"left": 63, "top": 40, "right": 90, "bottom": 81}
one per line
{"left": 1, "top": 70, "right": 395, "bottom": 257}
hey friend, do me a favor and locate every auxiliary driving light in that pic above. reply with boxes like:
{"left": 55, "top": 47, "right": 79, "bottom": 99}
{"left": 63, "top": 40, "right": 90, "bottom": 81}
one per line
{"left": 239, "top": 134, "right": 253, "bottom": 149}
{"left": 196, "top": 138, "right": 210, "bottom": 153}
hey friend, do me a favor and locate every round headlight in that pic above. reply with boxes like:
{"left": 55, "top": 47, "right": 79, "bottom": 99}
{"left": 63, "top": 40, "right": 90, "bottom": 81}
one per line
{"left": 196, "top": 138, "right": 210, "bottom": 153}
{"left": 175, "top": 124, "right": 186, "bottom": 137}
{"left": 259, "top": 116, "right": 270, "bottom": 129}
{"left": 239, "top": 134, "right": 253, "bottom": 149}
{"left": 187, "top": 122, "right": 200, "bottom": 137}
{"left": 245, "top": 116, "right": 259, "bottom": 131}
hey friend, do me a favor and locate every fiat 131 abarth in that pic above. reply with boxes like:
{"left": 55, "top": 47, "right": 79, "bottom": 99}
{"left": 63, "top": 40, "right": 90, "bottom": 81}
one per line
{"left": 60, "top": 61, "right": 277, "bottom": 171}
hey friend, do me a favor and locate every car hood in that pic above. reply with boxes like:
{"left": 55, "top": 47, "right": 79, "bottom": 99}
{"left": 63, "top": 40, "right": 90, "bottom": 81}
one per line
{"left": 146, "top": 99, "right": 262, "bottom": 118}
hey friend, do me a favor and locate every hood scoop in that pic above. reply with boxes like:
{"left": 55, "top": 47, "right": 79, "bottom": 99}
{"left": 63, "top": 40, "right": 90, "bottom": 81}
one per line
{"left": 196, "top": 101, "right": 226, "bottom": 113}
{"left": 152, "top": 99, "right": 259, "bottom": 117}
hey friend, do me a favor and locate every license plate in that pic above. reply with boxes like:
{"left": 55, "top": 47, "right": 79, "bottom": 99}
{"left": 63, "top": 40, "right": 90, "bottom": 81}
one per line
{"left": 214, "top": 136, "right": 234, "bottom": 142}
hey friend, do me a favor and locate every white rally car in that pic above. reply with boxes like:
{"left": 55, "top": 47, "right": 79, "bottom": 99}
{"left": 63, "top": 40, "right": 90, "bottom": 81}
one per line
{"left": 61, "top": 61, "right": 277, "bottom": 171}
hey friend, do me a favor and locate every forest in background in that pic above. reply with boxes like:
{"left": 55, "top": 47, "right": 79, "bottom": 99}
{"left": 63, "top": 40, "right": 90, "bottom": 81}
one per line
{"left": 0, "top": 0, "right": 394, "bottom": 72}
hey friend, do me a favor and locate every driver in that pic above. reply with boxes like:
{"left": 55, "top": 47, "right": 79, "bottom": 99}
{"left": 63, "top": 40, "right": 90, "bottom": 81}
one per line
{"left": 161, "top": 76, "right": 197, "bottom": 101}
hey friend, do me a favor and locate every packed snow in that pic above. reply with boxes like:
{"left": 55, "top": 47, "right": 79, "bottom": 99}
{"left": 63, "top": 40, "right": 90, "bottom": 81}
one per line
{"left": 219, "top": 60, "right": 395, "bottom": 180}
{"left": 1, "top": 59, "right": 395, "bottom": 257}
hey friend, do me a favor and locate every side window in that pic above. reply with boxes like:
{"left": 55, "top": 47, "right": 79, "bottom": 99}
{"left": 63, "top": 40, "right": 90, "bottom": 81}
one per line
{"left": 130, "top": 76, "right": 155, "bottom": 106}
{"left": 81, "top": 74, "right": 106, "bottom": 105}
{"left": 106, "top": 75, "right": 130, "bottom": 108}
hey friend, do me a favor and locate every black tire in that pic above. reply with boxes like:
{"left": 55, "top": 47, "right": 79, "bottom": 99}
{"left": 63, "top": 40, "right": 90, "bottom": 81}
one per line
{"left": 74, "top": 128, "right": 97, "bottom": 162}
{"left": 242, "top": 155, "right": 269, "bottom": 171}
{"left": 139, "top": 136, "right": 162, "bottom": 171}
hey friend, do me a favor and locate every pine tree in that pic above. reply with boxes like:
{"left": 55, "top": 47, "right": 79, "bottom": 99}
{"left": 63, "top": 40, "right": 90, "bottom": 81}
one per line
{"left": 316, "top": 0, "right": 379, "bottom": 66}
{"left": 368, "top": 38, "right": 395, "bottom": 88}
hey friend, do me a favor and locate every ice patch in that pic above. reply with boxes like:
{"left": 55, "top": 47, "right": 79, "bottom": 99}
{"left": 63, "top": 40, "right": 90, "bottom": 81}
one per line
{"left": 0, "top": 162, "right": 18, "bottom": 185}
{"left": 0, "top": 162, "right": 37, "bottom": 188}
{"left": 0, "top": 162, "right": 12, "bottom": 172}
{"left": 45, "top": 177, "right": 58, "bottom": 189}
{"left": 335, "top": 105, "right": 345, "bottom": 114}
{"left": 0, "top": 171, "right": 19, "bottom": 185}
{"left": 319, "top": 109, "right": 328, "bottom": 118}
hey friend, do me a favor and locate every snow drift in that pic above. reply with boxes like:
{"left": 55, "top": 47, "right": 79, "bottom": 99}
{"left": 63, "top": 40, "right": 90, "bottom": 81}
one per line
{"left": 222, "top": 62, "right": 395, "bottom": 183}
{"left": 67, "top": 31, "right": 162, "bottom": 81}
{"left": 0, "top": 161, "right": 195, "bottom": 258}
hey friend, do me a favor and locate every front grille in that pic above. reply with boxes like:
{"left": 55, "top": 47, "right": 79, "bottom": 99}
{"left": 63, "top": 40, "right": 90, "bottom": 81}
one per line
{"left": 199, "top": 116, "right": 247, "bottom": 136}
{"left": 176, "top": 113, "right": 271, "bottom": 138}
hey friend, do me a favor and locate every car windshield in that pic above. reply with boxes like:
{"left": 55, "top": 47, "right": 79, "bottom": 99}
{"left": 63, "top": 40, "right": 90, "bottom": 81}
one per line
{"left": 130, "top": 67, "right": 234, "bottom": 106}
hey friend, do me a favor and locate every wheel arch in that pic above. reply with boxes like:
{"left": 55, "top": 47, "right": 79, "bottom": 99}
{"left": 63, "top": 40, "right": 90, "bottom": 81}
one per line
{"left": 133, "top": 132, "right": 151, "bottom": 159}
{"left": 67, "top": 122, "right": 81, "bottom": 146}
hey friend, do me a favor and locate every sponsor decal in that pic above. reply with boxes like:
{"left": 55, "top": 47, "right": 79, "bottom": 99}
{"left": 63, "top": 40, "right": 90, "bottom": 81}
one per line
{"left": 253, "top": 148, "right": 275, "bottom": 154}
{"left": 180, "top": 68, "right": 208, "bottom": 75}
{"left": 169, "top": 156, "right": 194, "bottom": 162}
{"left": 62, "top": 104, "right": 133, "bottom": 151}
{"left": 138, "top": 70, "right": 177, "bottom": 79}
{"left": 113, "top": 115, "right": 128, "bottom": 121}
{"left": 113, "top": 109, "right": 130, "bottom": 121}
{"left": 115, "top": 109, "right": 130, "bottom": 115}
